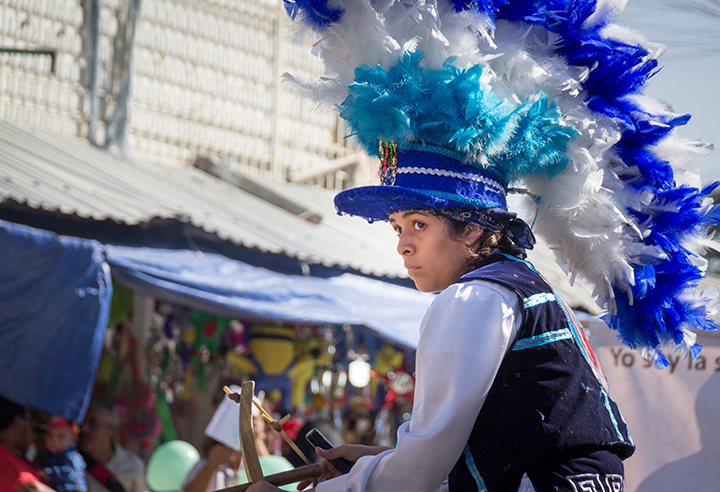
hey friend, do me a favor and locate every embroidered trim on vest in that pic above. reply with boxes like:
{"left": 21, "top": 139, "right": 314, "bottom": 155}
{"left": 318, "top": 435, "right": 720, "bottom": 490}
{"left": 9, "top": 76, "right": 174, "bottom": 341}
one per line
{"left": 500, "top": 253, "right": 537, "bottom": 271}
{"left": 568, "top": 473, "right": 624, "bottom": 491}
{"left": 463, "top": 444, "right": 488, "bottom": 492}
{"left": 556, "top": 296, "right": 610, "bottom": 389}
{"left": 523, "top": 292, "right": 557, "bottom": 308}
{"left": 601, "top": 387, "right": 627, "bottom": 443}
{"left": 512, "top": 328, "right": 573, "bottom": 351}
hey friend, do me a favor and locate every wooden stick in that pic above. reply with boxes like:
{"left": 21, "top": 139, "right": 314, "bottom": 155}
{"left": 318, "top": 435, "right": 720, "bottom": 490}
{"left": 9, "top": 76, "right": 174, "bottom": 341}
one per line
{"left": 224, "top": 384, "right": 312, "bottom": 476}
{"left": 278, "top": 428, "right": 312, "bottom": 466}
{"left": 220, "top": 464, "right": 322, "bottom": 492}
{"left": 240, "top": 381, "right": 264, "bottom": 483}
{"left": 252, "top": 399, "right": 275, "bottom": 422}
{"left": 251, "top": 398, "right": 312, "bottom": 466}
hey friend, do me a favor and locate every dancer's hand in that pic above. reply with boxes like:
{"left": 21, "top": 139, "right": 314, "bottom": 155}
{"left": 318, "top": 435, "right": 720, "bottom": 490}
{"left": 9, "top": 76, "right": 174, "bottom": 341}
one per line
{"left": 296, "top": 445, "right": 392, "bottom": 490}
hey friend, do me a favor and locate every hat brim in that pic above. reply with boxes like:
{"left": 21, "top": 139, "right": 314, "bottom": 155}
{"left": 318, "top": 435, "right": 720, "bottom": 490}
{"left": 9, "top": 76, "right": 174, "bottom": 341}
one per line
{"left": 334, "top": 185, "right": 481, "bottom": 222}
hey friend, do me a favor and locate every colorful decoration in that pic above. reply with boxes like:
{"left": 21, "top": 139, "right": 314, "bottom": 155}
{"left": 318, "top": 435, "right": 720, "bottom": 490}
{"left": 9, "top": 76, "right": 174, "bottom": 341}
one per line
{"left": 288, "top": 337, "right": 330, "bottom": 408}
{"left": 115, "top": 377, "right": 162, "bottom": 451}
{"left": 188, "top": 311, "right": 234, "bottom": 356}
{"left": 95, "top": 292, "right": 416, "bottom": 456}
{"left": 154, "top": 386, "right": 177, "bottom": 443}
{"left": 373, "top": 344, "right": 404, "bottom": 376}
{"left": 378, "top": 140, "right": 398, "bottom": 185}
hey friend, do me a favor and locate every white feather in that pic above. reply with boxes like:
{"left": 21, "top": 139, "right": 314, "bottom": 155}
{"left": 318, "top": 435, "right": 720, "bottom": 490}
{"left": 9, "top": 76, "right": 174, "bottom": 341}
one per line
{"left": 583, "top": 0, "right": 629, "bottom": 29}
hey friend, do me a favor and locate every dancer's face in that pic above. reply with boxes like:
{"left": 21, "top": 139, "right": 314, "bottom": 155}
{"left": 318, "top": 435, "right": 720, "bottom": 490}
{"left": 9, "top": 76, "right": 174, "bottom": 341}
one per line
{"left": 389, "top": 211, "right": 483, "bottom": 293}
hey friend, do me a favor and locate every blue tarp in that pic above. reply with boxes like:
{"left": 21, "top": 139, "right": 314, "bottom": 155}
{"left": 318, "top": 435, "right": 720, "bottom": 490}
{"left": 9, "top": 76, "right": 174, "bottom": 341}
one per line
{"left": 106, "top": 245, "right": 434, "bottom": 350}
{"left": 0, "top": 220, "right": 112, "bottom": 422}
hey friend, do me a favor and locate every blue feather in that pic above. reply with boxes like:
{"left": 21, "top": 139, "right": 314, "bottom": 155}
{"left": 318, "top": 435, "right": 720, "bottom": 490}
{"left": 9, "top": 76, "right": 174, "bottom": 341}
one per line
{"left": 283, "top": 0, "right": 344, "bottom": 31}
{"left": 452, "top": 0, "right": 509, "bottom": 27}
{"left": 339, "top": 52, "right": 575, "bottom": 183}
{"left": 690, "top": 343, "right": 703, "bottom": 361}
{"left": 633, "top": 264, "right": 656, "bottom": 300}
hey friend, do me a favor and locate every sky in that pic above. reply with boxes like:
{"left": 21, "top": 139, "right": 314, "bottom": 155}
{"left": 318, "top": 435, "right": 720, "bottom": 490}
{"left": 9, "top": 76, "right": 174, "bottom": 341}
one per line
{"left": 613, "top": 0, "right": 720, "bottom": 184}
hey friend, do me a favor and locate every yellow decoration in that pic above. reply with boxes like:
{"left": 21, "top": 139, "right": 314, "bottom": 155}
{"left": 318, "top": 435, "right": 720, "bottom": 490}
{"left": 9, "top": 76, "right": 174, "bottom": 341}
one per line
{"left": 374, "top": 344, "right": 404, "bottom": 375}
{"left": 288, "top": 351, "right": 331, "bottom": 407}
{"left": 181, "top": 326, "right": 197, "bottom": 345}
{"left": 181, "top": 369, "right": 194, "bottom": 400}
{"left": 226, "top": 351, "right": 258, "bottom": 375}
{"left": 247, "top": 326, "right": 296, "bottom": 375}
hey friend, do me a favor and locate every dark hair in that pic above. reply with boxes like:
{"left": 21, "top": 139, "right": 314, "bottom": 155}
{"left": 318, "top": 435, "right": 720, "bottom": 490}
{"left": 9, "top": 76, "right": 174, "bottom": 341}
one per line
{"left": 0, "top": 395, "right": 26, "bottom": 431}
{"left": 442, "top": 216, "right": 515, "bottom": 272}
{"left": 86, "top": 399, "right": 119, "bottom": 429}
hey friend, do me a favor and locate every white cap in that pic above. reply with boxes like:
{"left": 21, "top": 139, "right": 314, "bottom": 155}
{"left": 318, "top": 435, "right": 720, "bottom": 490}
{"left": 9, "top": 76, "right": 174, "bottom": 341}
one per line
{"left": 204, "top": 385, "right": 264, "bottom": 451}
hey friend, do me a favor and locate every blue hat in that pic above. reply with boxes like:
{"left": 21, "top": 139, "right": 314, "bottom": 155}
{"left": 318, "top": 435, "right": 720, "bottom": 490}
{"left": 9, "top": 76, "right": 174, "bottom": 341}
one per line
{"left": 335, "top": 142, "right": 507, "bottom": 220}
{"left": 335, "top": 142, "right": 539, "bottom": 249}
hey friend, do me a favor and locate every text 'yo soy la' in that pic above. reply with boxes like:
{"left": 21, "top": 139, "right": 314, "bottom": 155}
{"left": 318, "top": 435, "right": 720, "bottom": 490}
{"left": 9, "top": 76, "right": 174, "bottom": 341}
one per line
{"left": 608, "top": 347, "right": 720, "bottom": 373}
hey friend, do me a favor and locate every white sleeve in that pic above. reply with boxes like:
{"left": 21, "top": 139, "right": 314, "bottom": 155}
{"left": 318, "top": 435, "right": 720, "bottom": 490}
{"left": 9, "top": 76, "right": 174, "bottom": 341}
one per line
{"left": 317, "top": 280, "right": 521, "bottom": 492}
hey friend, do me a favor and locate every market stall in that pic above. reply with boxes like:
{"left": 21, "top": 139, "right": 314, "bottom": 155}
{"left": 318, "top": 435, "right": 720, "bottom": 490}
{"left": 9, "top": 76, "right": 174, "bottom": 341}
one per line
{"left": 0, "top": 219, "right": 433, "bottom": 458}
{"left": 96, "top": 245, "right": 434, "bottom": 458}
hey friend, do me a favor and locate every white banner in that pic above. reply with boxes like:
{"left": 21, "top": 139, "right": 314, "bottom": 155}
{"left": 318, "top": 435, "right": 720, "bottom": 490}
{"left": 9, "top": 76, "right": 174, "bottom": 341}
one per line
{"left": 588, "top": 322, "right": 720, "bottom": 491}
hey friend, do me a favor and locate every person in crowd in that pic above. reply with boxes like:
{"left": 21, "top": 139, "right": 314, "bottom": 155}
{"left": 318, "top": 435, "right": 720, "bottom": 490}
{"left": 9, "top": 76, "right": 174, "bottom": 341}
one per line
{"left": 181, "top": 403, "right": 271, "bottom": 492}
{"left": 41, "top": 417, "right": 87, "bottom": 492}
{"left": 180, "top": 437, "right": 244, "bottom": 492}
{"left": 0, "top": 395, "right": 56, "bottom": 492}
{"left": 77, "top": 401, "right": 146, "bottom": 492}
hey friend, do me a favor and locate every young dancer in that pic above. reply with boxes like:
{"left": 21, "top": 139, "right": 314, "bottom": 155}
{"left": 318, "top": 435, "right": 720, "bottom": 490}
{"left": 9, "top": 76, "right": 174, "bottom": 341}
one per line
{"left": 293, "top": 160, "right": 634, "bottom": 492}
{"left": 248, "top": 1, "right": 718, "bottom": 491}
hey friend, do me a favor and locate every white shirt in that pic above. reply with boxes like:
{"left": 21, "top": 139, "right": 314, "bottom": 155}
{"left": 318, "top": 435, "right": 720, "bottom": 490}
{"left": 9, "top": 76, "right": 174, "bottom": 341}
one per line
{"left": 318, "top": 280, "right": 521, "bottom": 492}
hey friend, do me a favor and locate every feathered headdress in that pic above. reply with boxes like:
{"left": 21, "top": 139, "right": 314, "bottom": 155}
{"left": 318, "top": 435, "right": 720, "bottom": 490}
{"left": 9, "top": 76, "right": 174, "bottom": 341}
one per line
{"left": 282, "top": 0, "right": 720, "bottom": 368}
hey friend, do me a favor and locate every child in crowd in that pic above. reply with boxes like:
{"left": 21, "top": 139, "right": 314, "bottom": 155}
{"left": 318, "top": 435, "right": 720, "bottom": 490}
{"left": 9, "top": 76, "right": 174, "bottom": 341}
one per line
{"left": 41, "top": 416, "right": 87, "bottom": 492}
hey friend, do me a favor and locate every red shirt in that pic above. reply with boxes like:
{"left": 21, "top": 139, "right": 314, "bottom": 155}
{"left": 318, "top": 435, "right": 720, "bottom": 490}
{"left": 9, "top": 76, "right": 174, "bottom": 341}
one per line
{"left": 0, "top": 443, "right": 43, "bottom": 492}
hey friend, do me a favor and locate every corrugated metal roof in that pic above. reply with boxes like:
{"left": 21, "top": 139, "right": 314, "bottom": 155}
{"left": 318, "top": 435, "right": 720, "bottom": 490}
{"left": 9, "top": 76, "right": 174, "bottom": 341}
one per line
{"left": 0, "top": 120, "right": 406, "bottom": 278}
{"left": 0, "top": 120, "right": 602, "bottom": 313}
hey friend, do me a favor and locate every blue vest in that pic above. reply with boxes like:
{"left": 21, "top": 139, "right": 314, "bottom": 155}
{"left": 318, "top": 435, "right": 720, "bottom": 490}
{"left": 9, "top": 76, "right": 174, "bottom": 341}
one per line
{"left": 448, "top": 254, "right": 634, "bottom": 492}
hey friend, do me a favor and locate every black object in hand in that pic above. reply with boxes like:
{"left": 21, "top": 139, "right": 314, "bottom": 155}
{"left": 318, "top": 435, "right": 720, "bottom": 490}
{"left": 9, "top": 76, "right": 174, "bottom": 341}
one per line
{"left": 305, "top": 428, "right": 354, "bottom": 474}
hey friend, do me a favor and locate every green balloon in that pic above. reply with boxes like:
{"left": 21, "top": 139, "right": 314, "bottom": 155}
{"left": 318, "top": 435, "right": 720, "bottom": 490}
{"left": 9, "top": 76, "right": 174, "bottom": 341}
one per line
{"left": 146, "top": 440, "right": 200, "bottom": 492}
{"left": 237, "top": 455, "right": 295, "bottom": 491}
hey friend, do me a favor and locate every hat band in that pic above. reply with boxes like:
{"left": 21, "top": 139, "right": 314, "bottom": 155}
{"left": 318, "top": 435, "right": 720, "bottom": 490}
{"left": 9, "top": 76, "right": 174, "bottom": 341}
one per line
{"left": 378, "top": 142, "right": 508, "bottom": 210}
